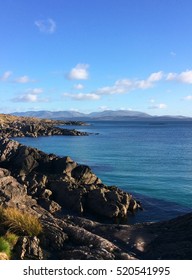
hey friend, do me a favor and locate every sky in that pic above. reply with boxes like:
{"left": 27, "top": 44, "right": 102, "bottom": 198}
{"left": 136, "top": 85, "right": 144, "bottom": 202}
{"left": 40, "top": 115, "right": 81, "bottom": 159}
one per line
{"left": 1, "top": 0, "right": 192, "bottom": 116}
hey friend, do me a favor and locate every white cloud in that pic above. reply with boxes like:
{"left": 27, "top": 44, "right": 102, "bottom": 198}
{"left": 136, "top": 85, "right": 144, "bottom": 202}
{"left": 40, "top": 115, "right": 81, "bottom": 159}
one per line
{"left": 67, "top": 64, "right": 89, "bottom": 80}
{"left": 62, "top": 71, "right": 163, "bottom": 102}
{"left": 148, "top": 103, "right": 167, "bottom": 109}
{"left": 183, "top": 95, "right": 192, "bottom": 100}
{"left": 0, "top": 71, "right": 12, "bottom": 81}
{"left": 14, "top": 94, "right": 38, "bottom": 103}
{"left": 28, "top": 88, "right": 43, "bottom": 95}
{"left": 73, "top": 83, "right": 84, "bottom": 90}
{"left": 98, "top": 105, "right": 110, "bottom": 111}
{"left": 166, "top": 72, "right": 177, "bottom": 81}
{"left": 166, "top": 70, "right": 192, "bottom": 84}
{"left": 14, "top": 75, "right": 35, "bottom": 83}
{"left": 11, "top": 88, "right": 46, "bottom": 103}
{"left": 148, "top": 71, "right": 164, "bottom": 82}
{"left": 94, "top": 71, "right": 163, "bottom": 95}
{"left": 69, "top": 108, "right": 80, "bottom": 112}
{"left": 148, "top": 99, "right": 167, "bottom": 109}
{"left": 95, "top": 79, "right": 135, "bottom": 95}
{"left": 63, "top": 93, "right": 100, "bottom": 100}
{"left": 35, "top": 18, "right": 56, "bottom": 34}
{"left": 136, "top": 71, "right": 164, "bottom": 89}
{"left": 119, "top": 107, "right": 133, "bottom": 111}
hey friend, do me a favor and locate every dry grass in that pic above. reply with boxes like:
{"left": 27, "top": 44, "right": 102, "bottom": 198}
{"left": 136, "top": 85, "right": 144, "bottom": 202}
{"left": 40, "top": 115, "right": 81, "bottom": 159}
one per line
{"left": 0, "top": 206, "right": 42, "bottom": 237}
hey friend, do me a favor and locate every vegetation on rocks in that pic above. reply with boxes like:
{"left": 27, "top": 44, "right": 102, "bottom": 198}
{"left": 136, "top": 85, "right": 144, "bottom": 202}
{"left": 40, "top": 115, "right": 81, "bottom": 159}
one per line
{"left": 0, "top": 237, "right": 11, "bottom": 258}
{"left": 0, "top": 206, "right": 42, "bottom": 237}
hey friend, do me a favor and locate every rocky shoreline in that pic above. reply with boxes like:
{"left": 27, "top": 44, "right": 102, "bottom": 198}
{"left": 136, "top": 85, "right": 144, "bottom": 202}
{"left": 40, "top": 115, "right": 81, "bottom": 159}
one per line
{"left": 0, "top": 114, "right": 88, "bottom": 138}
{"left": 0, "top": 114, "right": 192, "bottom": 260}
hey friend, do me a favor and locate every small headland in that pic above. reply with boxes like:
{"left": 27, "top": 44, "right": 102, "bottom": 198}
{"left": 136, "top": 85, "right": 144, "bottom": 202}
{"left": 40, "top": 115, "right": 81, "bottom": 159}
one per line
{"left": 0, "top": 113, "right": 88, "bottom": 138}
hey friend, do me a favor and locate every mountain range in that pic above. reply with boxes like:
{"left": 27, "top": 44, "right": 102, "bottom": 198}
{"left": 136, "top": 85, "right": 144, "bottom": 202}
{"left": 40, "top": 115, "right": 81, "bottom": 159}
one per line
{"left": 12, "top": 110, "right": 192, "bottom": 121}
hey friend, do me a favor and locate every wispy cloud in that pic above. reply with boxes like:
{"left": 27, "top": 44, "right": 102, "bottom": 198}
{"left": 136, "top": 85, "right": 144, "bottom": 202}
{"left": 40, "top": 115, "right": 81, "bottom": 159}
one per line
{"left": 62, "top": 71, "right": 164, "bottom": 102}
{"left": 0, "top": 71, "right": 12, "bottom": 81}
{"left": 11, "top": 88, "right": 48, "bottom": 103}
{"left": 148, "top": 103, "right": 167, "bottom": 109}
{"left": 166, "top": 70, "right": 192, "bottom": 84}
{"left": 148, "top": 99, "right": 167, "bottom": 109}
{"left": 35, "top": 18, "right": 56, "bottom": 34}
{"left": 73, "top": 83, "right": 84, "bottom": 90}
{"left": 94, "top": 71, "right": 163, "bottom": 95}
{"left": 183, "top": 95, "right": 192, "bottom": 101}
{"left": 67, "top": 64, "right": 89, "bottom": 80}
{"left": 98, "top": 105, "right": 110, "bottom": 111}
{"left": 63, "top": 93, "right": 100, "bottom": 100}
{"left": 14, "top": 75, "right": 35, "bottom": 83}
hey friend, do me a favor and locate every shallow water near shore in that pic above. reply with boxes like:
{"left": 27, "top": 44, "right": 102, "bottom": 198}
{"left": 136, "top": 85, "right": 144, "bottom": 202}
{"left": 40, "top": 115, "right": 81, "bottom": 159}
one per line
{"left": 15, "top": 120, "right": 192, "bottom": 224}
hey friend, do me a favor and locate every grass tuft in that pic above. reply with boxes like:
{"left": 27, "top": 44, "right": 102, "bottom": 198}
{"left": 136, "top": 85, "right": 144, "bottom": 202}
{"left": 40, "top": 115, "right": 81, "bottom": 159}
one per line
{"left": 0, "top": 206, "right": 42, "bottom": 237}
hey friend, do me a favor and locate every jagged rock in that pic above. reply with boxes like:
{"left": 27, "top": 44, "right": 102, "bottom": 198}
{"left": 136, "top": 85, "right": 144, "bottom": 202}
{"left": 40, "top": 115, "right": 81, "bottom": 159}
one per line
{"left": 40, "top": 216, "right": 68, "bottom": 251}
{"left": 51, "top": 157, "right": 77, "bottom": 174}
{"left": 38, "top": 199, "right": 62, "bottom": 214}
{"left": 15, "top": 236, "right": 43, "bottom": 260}
{"left": 0, "top": 115, "right": 89, "bottom": 138}
{"left": 0, "top": 167, "right": 37, "bottom": 211}
{"left": 71, "top": 165, "right": 102, "bottom": 184}
{"left": 0, "top": 138, "right": 139, "bottom": 220}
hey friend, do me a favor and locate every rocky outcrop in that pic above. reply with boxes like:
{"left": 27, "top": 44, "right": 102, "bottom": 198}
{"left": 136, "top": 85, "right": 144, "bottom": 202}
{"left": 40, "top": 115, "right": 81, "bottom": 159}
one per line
{"left": 0, "top": 167, "right": 37, "bottom": 212}
{"left": 0, "top": 164, "right": 191, "bottom": 259}
{"left": 0, "top": 167, "right": 136, "bottom": 260}
{"left": 14, "top": 236, "right": 43, "bottom": 260}
{"left": 143, "top": 213, "right": 192, "bottom": 259}
{"left": 0, "top": 138, "right": 141, "bottom": 220}
{"left": 0, "top": 121, "right": 88, "bottom": 138}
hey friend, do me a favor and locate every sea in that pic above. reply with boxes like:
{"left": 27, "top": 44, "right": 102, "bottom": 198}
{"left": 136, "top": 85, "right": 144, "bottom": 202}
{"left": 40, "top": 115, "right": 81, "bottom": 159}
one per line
{"left": 15, "top": 120, "right": 192, "bottom": 224}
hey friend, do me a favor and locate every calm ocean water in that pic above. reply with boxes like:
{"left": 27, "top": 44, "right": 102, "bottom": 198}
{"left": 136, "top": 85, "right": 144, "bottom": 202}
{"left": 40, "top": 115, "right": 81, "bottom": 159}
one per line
{"left": 15, "top": 121, "right": 192, "bottom": 223}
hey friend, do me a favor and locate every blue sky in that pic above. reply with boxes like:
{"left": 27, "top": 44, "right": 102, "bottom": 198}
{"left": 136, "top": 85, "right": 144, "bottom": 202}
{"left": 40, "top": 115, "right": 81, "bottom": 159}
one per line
{"left": 1, "top": 0, "right": 192, "bottom": 116}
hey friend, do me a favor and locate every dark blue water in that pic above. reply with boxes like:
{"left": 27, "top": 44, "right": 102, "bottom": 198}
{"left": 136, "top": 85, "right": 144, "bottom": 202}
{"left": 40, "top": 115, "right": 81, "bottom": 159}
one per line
{"left": 15, "top": 121, "right": 192, "bottom": 223}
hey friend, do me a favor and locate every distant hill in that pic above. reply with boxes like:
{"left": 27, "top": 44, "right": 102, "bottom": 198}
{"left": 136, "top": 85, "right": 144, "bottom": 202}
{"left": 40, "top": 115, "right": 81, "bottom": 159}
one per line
{"left": 12, "top": 110, "right": 151, "bottom": 120}
{"left": 88, "top": 110, "right": 150, "bottom": 118}
{"left": 12, "top": 110, "right": 192, "bottom": 122}
{"left": 13, "top": 110, "right": 86, "bottom": 119}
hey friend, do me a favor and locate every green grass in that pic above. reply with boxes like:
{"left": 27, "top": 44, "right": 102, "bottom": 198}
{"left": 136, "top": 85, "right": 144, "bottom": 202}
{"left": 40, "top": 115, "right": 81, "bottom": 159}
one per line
{"left": 5, "top": 232, "right": 18, "bottom": 248}
{"left": 0, "top": 237, "right": 11, "bottom": 258}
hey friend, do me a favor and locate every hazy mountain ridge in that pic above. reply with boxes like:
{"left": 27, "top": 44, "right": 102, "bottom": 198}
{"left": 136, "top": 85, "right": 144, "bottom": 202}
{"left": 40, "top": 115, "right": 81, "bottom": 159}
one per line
{"left": 12, "top": 110, "right": 192, "bottom": 121}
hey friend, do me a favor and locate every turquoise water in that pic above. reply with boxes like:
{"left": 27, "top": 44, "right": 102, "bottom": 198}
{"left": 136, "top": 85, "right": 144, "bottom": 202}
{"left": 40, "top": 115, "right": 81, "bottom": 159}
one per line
{"left": 15, "top": 121, "right": 192, "bottom": 223}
